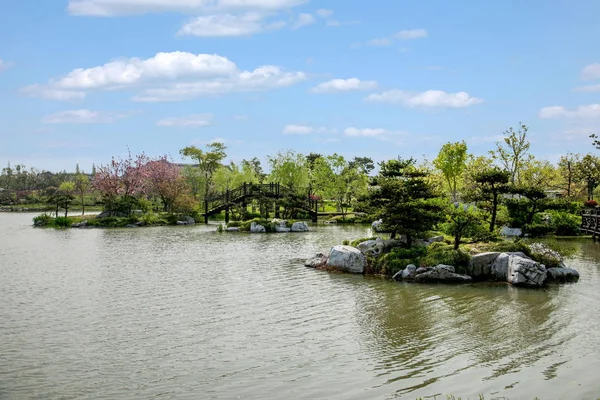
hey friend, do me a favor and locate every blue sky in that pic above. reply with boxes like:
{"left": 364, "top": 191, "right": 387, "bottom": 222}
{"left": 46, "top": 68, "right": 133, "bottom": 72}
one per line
{"left": 1, "top": 0, "right": 599, "bottom": 172}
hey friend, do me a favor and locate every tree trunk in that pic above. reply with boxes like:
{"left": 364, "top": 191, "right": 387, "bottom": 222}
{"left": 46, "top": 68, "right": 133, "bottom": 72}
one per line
{"left": 490, "top": 192, "right": 498, "bottom": 232}
{"left": 454, "top": 234, "right": 460, "bottom": 250}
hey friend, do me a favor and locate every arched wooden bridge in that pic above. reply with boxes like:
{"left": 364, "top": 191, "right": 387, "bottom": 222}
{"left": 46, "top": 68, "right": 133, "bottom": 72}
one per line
{"left": 202, "top": 182, "right": 318, "bottom": 223}
{"left": 581, "top": 208, "right": 600, "bottom": 236}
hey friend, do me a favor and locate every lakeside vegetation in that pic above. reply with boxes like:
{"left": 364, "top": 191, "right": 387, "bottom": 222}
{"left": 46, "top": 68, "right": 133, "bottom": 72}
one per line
{"left": 0, "top": 122, "right": 596, "bottom": 235}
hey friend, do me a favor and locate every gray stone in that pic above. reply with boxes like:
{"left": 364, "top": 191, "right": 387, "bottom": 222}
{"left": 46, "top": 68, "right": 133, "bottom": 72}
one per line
{"left": 176, "top": 216, "right": 196, "bottom": 225}
{"left": 468, "top": 252, "right": 500, "bottom": 278}
{"left": 126, "top": 224, "right": 138, "bottom": 228}
{"left": 250, "top": 221, "right": 266, "bottom": 233}
{"left": 413, "top": 264, "right": 472, "bottom": 283}
{"left": 491, "top": 253, "right": 510, "bottom": 281}
{"left": 291, "top": 221, "right": 309, "bottom": 232}
{"left": 507, "top": 255, "right": 547, "bottom": 287}
{"left": 402, "top": 264, "right": 418, "bottom": 279}
{"left": 357, "top": 238, "right": 385, "bottom": 256}
{"left": 305, "top": 252, "right": 328, "bottom": 268}
{"left": 428, "top": 235, "right": 444, "bottom": 244}
{"left": 500, "top": 226, "right": 523, "bottom": 237}
{"left": 226, "top": 227, "right": 240, "bottom": 232}
{"left": 546, "top": 267, "right": 580, "bottom": 283}
{"left": 97, "top": 210, "right": 126, "bottom": 218}
{"left": 326, "top": 245, "right": 366, "bottom": 274}
{"left": 416, "top": 267, "right": 428, "bottom": 275}
{"left": 71, "top": 220, "right": 88, "bottom": 228}
{"left": 272, "top": 219, "right": 291, "bottom": 233}
{"left": 371, "top": 219, "right": 384, "bottom": 232}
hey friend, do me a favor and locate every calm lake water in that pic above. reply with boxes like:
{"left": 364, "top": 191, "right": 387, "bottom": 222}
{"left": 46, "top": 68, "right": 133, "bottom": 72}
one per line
{"left": 1, "top": 213, "right": 600, "bottom": 400}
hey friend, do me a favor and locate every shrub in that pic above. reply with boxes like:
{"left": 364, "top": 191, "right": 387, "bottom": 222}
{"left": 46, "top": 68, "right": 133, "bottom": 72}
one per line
{"left": 32, "top": 213, "right": 53, "bottom": 227}
{"left": 53, "top": 216, "right": 71, "bottom": 228}
{"left": 584, "top": 200, "right": 598, "bottom": 208}
{"left": 548, "top": 210, "right": 581, "bottom": 236}
{"left": 421, "top": 244, "right": 471, "bottom": 273}
{"left": 370, "top": 246, "right": 427, "bottom": 276}
{"left": 523, "top": 222, "right": 554, "bottom": 237}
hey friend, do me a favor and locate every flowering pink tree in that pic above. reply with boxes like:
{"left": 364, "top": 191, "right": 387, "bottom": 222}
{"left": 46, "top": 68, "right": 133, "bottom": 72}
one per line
{"left": 92, "top": 151, "right": 150, "bottom": 214}
{"left": 143, "top": 156, "right": 189, "bottom": 213}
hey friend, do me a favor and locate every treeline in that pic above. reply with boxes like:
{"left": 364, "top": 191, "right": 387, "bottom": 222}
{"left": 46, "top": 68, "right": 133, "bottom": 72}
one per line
{"left": 3, "top": 123, "right": 600, "bottom": 240}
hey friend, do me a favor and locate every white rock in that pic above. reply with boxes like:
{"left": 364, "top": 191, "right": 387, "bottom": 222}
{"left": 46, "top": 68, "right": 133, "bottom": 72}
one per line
{"left": 468, "top": 252, "right": 500, "bottom": 278}
{"left": 326, "top": 245, "right": 366, "bottom": 274}
{"left": 291, "top": 221, "right": 309, "bottom": 232}
{"left": 500, "top": 226, "right": 523, "bottom": 237}
{"left": 272, "top": 219, "right": 290, "bottom": 232}
{"left": 356, "top": 238, "right": 385, "bottom": 256}
{"left": 507, "top": 255, "right": 547, "bottom": 287}
{"left": 250, "top": 222, "right": 266, "bottom": 233}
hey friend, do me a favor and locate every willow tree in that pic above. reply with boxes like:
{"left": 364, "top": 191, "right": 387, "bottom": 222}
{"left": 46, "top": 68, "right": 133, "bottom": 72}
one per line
{"left": 433, "top": 141, "right": 468, "bottom": 202}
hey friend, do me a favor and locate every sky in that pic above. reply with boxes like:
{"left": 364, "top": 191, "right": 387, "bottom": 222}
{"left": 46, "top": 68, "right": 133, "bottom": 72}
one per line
{"left": 0, "top": 0, "right": 599, "bottom": 172}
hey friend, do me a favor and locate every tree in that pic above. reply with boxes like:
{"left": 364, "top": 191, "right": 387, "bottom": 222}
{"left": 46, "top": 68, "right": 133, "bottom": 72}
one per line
{"left": 442, "top": 204, "right": 484, "bottom": 250}
{"left": 433, "top": 141, "right": 468, "bottom": 202}
{"left": 348, "top": 156, "right": 375, "bottom": 175}
{"left": 558, "top": 153, "right": 580, "bottom": 198}
{"left": 367, "top": 158, "right": 443, "bottom": 246}
{"left": 58, "top": 181, "right": 75, "bottom": 217}
{"left": 472, "top": 168, "right": 510, "bottom": 232}
{"left": 490, "top": 123, "right": 532, "bottom": 186}
{"left": 519, "top": 158, "right": 559, "bottom": 190}
{"left": 574, "top": 154, "right": 600, "bottom": 200}
{"left": 313, "top": 154, "right": 367, "bottom": 220}
{"left": 143, "top": 157, "right": 188, "bottom": 213}
{"left": 241, "top": 158, "right": 265, "bottom": 183}
{"left": 180, "top": 142, "right": 227, "bottom": 201}
{"left": 267, "top": 150, "right": 309, "bottom": 191}
{"left": 74, "top": 172, "right": 91, "bottom": 215}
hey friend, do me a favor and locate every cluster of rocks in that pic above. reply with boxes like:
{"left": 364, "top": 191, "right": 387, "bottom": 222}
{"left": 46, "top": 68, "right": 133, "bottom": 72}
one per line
{"left": 245, "top": 220, "right": 310, "bottom": 233}
{"left": 305, "top": 239, "right": 579, "bottom": 288}
{"left": 176, "top": 216, "right": 195, "bottom": 226}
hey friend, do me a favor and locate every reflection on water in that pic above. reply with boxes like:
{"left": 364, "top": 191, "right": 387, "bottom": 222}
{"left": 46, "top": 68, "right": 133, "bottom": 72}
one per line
{"left": 1, "top": 213, "right": 600, "bottom": 399}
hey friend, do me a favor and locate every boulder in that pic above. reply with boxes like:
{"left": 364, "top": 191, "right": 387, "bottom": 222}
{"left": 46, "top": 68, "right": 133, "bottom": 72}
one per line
{"left": 291, "top": 221, "right": 309, "bottom": 232}
{"left": 467, "top": 252, "right": 500, "bottom": 279}
{"left": 507, "top": 255, "right": 547, "bottom": 287}
{"left": 490, "top": 253, "right": 510, "bottom": 281}
{"left": 326, "top": 245, "right": 366, "bottom": 274}
{"left": 272, "top": 219, "right": 291, "bottom": 233}
{"left": 371, "top": 219, "right": 384, "bottom": 232}
{"left": 402, "top": 264, "right": 418, "bottom": 279}
{"left": 226, "top": 227, "right": 240, "bottom": 232}
{"left": 125, "top": 224, "right": 138, "bottom": 228}
{"left": 545, "top": 266, "right": 580, "bottom": 283}
{"left": 500, "top": 226, "right": 523, "bottom": 237}
{"left": 250, "top": 222, "right": 266, "bottom": 233}
{"left": 97, "top": 210, "right": 126, "bottom": 219}
{"left": 413, "top": 264, "right": 472, "bottom": 283}
{"left": 176, "top": 216, "right": 195, "bottom": 225}
{"left": 357, "top": 238, "right": 385, "bottom": 256}
{"left": 71, "top": 220, "right": 88, "bottom": 228}
{"left": 305, "top": 252, "right": 328, "bottom": 269}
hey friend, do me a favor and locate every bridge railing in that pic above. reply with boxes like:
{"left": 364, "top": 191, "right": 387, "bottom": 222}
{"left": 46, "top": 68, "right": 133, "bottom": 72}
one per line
{"left": 581, "top": 208, "right": 600, "bottom": 234}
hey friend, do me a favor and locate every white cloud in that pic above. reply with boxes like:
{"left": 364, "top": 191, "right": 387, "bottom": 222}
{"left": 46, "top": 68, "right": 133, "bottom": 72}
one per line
{"left": 316, "top": 9, "right": 333, "bottom": 18}
{"left": 365, "top": 89, "right": 483, "bottom": 108}
{"left": 395, "top": 29, "right": 428, "bottom": 40}
{"left": 283, "top": 124, "right": 335, "bottom": 134}
{"left": 311, "top": 78, "right": 378, "bottom": 93}
{"left": 156, "top": 114, "right": 213, "bottom": 127}
{"left": 539, "top": 104, "right": 600, "bottom": 119}
{"left": 573, "top": 84, "right": 600, "bottom": 93}
{"left": 23, "top": 52, "right": 306, "bottom": 102}
{"left": 366, "top": 37, "right": 392, "bottom": 47}
{"left": 582, "top": 63, "right": 600, "bottom": 80}
{"left": 344, "top": 127, "right": 386, "bottom": 137}
{"left": 21, "top": 86, "right": 86, "bottom": 101}
{"left": 178, "top": 13, "right": 285, "bottom": 36}
{"left": 67, "top": 0, "right": 307, "bottom": 16}
{"left": 292, "top": 13, "right": 316, "bottom": 29}
{"left": 42, "top": 109, "right": 128, "bottom": 124}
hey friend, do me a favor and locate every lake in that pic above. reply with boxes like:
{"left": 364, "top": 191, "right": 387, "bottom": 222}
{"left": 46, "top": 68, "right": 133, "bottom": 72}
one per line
{"left": 1, "top": 212, "right": 599, "bottom": 399}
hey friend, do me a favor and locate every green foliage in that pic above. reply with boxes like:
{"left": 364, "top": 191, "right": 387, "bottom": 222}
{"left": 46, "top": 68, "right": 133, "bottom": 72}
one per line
{"left": 575, "top": 153, "right": 600, "bottom": 200}
{"left": 547, "top": 210, "right": 581, "bottom": 236}
{"left": 348, "top": 236, "right": 378, "bottom": 248}
{"left": 229, "top": 218, "right": 278, "bottom": 232}
{"left": 433, "top": 141, "right": 468, "bottom": 201}
{"left": 32, "top": 213, "right": 53, "bottom": 226}
{"left": 489, "top": 122, "right": 532, "bottom": 186}
{"left": 470, "top": 168, "right": 510, "bottom": 232}
{"left": 523, "top": 222, "right": 554, "bottom": 237}
{"left": 441, "top": 203, "right": 486, "bottom": 249}
{"left": 53, "top": 216, "right": 71, "bottom": 228}
{"left": 367, "top": 157, "right": 444, "bottom": 245}
{"left": 421, "top": 244, "right": 471, "bottom": 273}
{"left": 370, "top": 246, "right": 427, "bottom": 276}
{"left": 482, "top": 240, "right": 532, "bottom": 257}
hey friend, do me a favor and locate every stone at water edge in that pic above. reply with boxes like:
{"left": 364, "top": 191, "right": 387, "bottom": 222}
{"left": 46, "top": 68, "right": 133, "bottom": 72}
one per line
{"left": 291, "top": 221, "right": 309, "bottom": 232}
{"left": 467, "top": 252, "right": 501, "bottom": 278}
{"left": 507, "top": 255, "right": 547, "bottom": 287}
{"left": 226, "top": 227, "right": 240, "bottom": 232}
{"left": 326, "top": 245, "right": 366, "bottom": 274}
{"left": 250, "top": 222, "right": 266, "bottom": 233}
{"left": 392, "top": 264, "right": 417, "bottom": 281}
{"left": 272, "top": 219, "right": 291, "bottom": 233}
{"left": 490, "top": 253, "right": 510, "bottom": 281}
{"left": 413, "top": 264, "right": 473, "bottom": 283}
{"left": 545, "top": 266, "right": 580, "bottom": 283}
{"left": 305, "top": 252, "right": 328, "bottom": 268}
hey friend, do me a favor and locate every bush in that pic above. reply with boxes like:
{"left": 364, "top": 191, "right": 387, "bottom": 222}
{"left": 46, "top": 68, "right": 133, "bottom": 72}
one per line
{"left": 53, "top": 216, "right": 71, "bottom": 228}
{"left": 349, "top": 236, "right": 378, "bottom": 247}
{"left": 523, "top": 222, "right": 555, "bottom": 237}
{"left": 32, "top": 213, "right": 53, "bottom": 227}
{"left": 421, "top": 244, "right": 471, "bottom": 273}
{"left": 548, "top": 211, "right": 581, "bottom": 236}
{"left": 370, "top": 246, "right": 427, "bottom": 276}
{"left": 584, "top": 200, "right": 598, "bottom": 208}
